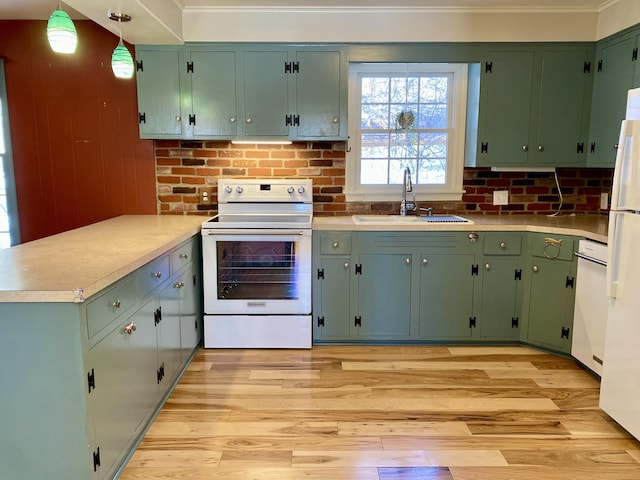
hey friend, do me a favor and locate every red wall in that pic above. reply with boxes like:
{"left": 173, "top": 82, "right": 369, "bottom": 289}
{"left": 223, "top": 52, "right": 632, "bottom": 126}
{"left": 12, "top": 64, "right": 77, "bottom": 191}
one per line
{"left": 0, "top": 20, "right": 156, "bottom": 244}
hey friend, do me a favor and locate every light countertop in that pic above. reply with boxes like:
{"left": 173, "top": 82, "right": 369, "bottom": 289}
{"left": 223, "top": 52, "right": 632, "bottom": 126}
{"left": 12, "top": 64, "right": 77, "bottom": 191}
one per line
{"left": 313, "top": 214, "right": 609, "bottom": 243}
{"left": 1, "top": 213, "right": 608, "bottom": 304}
{"left": 0, "top": 215, "right": 205, "bottom": 303}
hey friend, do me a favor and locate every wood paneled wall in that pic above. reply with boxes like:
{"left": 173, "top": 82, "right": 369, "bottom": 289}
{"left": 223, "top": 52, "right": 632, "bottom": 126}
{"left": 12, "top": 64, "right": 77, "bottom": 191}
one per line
{"left": 0, "top": 20, "right": 156, "bottom": 244}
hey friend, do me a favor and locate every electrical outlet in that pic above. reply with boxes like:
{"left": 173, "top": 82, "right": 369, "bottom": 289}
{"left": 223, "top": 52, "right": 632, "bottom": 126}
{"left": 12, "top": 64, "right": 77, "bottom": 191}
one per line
{"left": 600, "top": 192, "right": 608, "bottom": 210}
{"left": 200, "top": 187, "right": 213, "bottom": 204}
{"left": 493, "top": 190, "right": 509, "bottom": 206}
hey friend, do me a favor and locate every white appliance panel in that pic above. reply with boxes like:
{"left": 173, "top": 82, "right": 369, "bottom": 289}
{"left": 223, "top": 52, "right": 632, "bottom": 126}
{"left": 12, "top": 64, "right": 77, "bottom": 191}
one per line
{"left": 610, "top": 120, "right": 640, "bottom": 212}
{"left": 204, "top": 315, "right": 311, "bottom": 348}
{"left": 201, "top": 230, "right": 312, "bottom": 315}
{"left": 572, "top": 240, "right": 607, "bottom": 375}
{"left": 601, "top": 211, "right": 640, "bottom": 440}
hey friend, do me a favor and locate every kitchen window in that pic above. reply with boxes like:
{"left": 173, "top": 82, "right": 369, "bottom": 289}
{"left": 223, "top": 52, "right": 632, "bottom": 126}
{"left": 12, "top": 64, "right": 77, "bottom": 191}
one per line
{"left": 346, "top": 63, "right": 468, "bottom": 202}
{"left": 0, "top": 60, "right": 18, "bottom": 249}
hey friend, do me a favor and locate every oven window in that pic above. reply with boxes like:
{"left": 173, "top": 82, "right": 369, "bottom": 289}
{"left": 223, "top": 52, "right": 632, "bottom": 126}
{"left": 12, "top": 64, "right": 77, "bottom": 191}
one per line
{"left": 216, "top": 240, "right": 299, "bottom": 300}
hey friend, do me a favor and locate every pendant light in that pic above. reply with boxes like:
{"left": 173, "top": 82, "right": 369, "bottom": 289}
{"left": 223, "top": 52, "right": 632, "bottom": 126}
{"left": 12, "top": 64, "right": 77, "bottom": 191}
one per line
{"left": 46, "top": 2, "right": 77, "bottom": 54}
{"left": 109, "top": 12, "right": 134, "bottom": 79}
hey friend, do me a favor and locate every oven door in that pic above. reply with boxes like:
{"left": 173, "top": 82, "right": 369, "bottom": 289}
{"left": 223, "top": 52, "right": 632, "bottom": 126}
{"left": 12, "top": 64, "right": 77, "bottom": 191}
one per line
{"left": 201, "top": 229, "right": 312, "bottom": 315}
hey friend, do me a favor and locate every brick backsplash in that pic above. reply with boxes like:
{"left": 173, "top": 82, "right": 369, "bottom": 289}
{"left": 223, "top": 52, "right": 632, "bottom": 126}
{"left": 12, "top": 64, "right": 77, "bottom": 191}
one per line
{"left": 155, "top": 140, "right": 613, "bottom": 217}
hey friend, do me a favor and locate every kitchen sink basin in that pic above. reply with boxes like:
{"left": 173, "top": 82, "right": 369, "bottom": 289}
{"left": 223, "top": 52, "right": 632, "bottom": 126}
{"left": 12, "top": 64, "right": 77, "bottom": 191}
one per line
{"left": 352, "top": 214, "right": 473, "bottom": 225}
{"left": 419, "top": 214, "right": 473, "bottom": 223}
{"left": 352, "top": 215, "right": 419, "bottom": 224}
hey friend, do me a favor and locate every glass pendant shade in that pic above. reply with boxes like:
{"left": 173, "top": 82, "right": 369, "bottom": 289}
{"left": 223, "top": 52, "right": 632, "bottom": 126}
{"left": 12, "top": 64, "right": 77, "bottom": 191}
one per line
{"left": 111, "top": 42, "right": 134, "bottom": 79}
{"left": 46, "top": 9, "right": 77, "bottom": 54}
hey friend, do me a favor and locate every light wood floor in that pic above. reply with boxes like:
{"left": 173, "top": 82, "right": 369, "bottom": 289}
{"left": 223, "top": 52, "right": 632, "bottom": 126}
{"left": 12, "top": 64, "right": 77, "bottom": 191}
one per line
{"left": 120, "top": 345, "right": 640, "bottom": 480}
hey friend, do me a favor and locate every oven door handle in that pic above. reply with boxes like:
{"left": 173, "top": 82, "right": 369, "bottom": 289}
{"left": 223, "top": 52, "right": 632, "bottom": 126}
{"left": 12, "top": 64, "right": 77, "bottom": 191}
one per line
{"left": 204, "top": 229, "right": 310, "bottom": 235}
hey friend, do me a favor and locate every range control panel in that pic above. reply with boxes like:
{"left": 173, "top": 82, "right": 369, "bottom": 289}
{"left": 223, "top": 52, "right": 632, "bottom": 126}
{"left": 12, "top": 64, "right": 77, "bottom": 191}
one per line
{"left": 218, "top": 179, "right": 313, "bottom": 204}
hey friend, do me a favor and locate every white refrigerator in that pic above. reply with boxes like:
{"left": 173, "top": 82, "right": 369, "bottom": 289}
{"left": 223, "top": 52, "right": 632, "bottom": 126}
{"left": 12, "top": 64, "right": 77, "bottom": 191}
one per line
{"left": 600, "top": 88, "right": 640, "bottom": 441}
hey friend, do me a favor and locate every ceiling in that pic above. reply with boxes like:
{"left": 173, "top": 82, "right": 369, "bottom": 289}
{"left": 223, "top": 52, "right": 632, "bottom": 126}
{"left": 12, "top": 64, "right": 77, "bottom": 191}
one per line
{"left": 0, "top": 0, "right": 613, "bottom": 20}
{"left": 0, "top": 0, "right": 625, "bottom": 44}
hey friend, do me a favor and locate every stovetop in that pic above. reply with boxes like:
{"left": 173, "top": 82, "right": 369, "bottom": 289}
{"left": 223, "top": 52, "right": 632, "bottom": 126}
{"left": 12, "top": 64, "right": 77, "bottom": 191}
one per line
{"left": 202, "top": 179, "right": 314, "bottom": 230}
{"left": 217, "top": 179, "right": 313, "bottom": 204}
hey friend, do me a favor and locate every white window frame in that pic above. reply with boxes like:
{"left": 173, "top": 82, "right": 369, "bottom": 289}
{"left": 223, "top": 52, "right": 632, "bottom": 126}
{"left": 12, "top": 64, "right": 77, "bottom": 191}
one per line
{"left": 346, "top": 62, "right": 468, "bottom": 202}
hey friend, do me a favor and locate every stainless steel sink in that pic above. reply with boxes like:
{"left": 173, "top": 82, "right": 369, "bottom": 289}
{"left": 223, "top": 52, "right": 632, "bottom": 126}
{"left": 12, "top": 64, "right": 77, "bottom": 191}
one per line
{"left": 352, "top": 214, "right": 473, "bottom": 225}
{"left": 418, "top": 214, "right": 472, "bottom": 223}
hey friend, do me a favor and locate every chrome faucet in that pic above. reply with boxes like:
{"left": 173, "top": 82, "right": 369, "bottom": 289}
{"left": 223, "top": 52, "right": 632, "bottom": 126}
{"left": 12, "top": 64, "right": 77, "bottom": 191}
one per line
{"left": 400, "top": 166, "right": 416, "bottom": 216}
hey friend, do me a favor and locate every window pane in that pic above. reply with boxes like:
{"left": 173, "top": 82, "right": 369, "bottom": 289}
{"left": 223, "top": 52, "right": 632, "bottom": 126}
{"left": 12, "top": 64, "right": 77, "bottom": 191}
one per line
{"left": 418, "top": 104, "right": 448, "bottom": 129}
{"left": 389, "top": 160, "right": 416, "bottom": 185}
{"left": 361, "top": 159, "right": 390, "bottom": 184}
{"left": 361, "top": 133, "right": 390, "bottom": 158}
{"left": 390, "top": 131, "right": 418, "bottom": 159}
{"left": 390, "top": 76, "right": 419, "bottom": 103}
{"left": 361, "top": 103, "right": 390, "bottom": 129}
{"left": 418, "top": 157, "right": 447, "bottom": 184}
{"left": 420, "top": 76, "right": 449, "bottom": 103}
{"left": 362, "top": 77, "right": 389, "bottom": 103}
{"left": 420, "top": 132, "right": 448, "bottom": 158}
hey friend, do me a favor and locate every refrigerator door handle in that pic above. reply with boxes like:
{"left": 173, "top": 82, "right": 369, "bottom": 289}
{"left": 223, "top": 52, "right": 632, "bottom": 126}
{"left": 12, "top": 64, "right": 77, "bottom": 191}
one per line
{"left": 607, "top": 212, "right": 622, "bottom": 298}
{"left": 611, "top": 120, "right": 640, "bottom": 211}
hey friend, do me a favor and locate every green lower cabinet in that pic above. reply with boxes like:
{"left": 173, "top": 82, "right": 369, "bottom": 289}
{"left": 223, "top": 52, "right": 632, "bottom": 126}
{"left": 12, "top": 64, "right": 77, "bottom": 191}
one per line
{"left": 521, "top": 233, "right": 577, "bottom": 354}
{"left": 89, "top": 298, "right": 159, "bottom": 477}
{"left": 311, "top": 230, "right": 578, "bottom": 354}
{"left": 313, "top": 255, "right": 352, "bottom": 340}
{"left": 178, "top": 266, "right": 201, "bottom": 360}
{"left": 419, "top": 254, "right": 476, "bottom": 340}
{"left": 157, "top": 280, "right": 183, "bottom": 388}
{"left": 355, "top": 253, "right": 412, "bottom": 339}
{"left": 477, "top": 257, "right": 522, "bottom": 340}
{"left": 523, "top": 258, "right": 576, "bottom": 353}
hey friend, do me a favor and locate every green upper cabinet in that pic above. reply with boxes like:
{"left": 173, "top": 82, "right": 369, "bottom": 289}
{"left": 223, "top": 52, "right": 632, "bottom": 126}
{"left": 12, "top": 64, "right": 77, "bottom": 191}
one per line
{"left": 135, "top": 44, "right": 347, "bottom": 140}
{"left": 242, "top": 50, "right": 291, "bottom": 137}
{"left": 534, "top": 50, "right": 592, "bottom": 166}
{"left": 476, "top": 46, "right": 593, "bottom": 167}
{"left": 588, "top": 31, "right": 639, "bottom": 167}
{"left": 240, "top": 47, "right": 347, "bottom": 139}
{"left": 477, "top": 50, "right": 535, "bottom": 166}
{"left": 136, "top": 47, "right": 184, "bottom": 138}
{"left": 294, "top": 50, "right": 346, "bottom": 139}
{"left": 185, "top": 49, "right": 238, "bottom": 139}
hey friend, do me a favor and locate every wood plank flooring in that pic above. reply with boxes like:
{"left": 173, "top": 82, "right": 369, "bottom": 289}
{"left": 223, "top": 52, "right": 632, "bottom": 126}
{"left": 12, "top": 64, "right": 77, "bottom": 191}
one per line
{"left": 119, "top": 345, "right": 640, "bottom": 480}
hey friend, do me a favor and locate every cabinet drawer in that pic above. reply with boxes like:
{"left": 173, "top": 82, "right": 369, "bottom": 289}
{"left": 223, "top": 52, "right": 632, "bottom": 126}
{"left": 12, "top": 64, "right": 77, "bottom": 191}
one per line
{"left": 320, "top": 234, "right": 351, "bottom": 254}
{"left": 171, "top": 239, "right": 195, "bottom": 274}
{"left": 530, "top": 233, "right": 575, "bottom": 261}
{"left": 138, "top": 254, "right": 170, "bottom": 297}
{"left": 86, "top": 276, "right": 137, "bottom": 338}
{"left": 483, "top": 233, "right": 522, "bottom": 255}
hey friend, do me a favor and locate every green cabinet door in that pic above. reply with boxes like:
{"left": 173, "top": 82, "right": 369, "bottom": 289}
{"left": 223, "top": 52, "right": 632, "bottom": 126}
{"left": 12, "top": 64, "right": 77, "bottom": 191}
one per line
{"left": 478, "top": 257, "right": 521, "bottom": 339}
{"left": 136, "top": 48, "right": 183, "bottom": 138}
{"left": 419, "top": 254, "right": 475, "bottom": 339}
{"left": 295, "top": 50, "right": 343, "bottom": 139}
{"left": 90, "top": 298, "right": 158, "bottom": 478}
{"left": 535, "top": 50, "right": 591, "bottom": 166}
{"left": 157, "top": 280, "right": 183, "bottom": 387}
{"left": 356, "top": 253, "right": 412, "bottom": 339}
{"left": 178, "top": 266, "right": 201, "bottom": 360}
{"left": 243, "top": 50, "right": 290, "bottom": 137}
{"left": 588, "top": 34, "right": 637, "bottom": 167}
{"left": 187, "top": 49, "right": 238, "bottom": 138}
{"left": 524, "top": 258, "right": 576, "bottom": 353}
{"left": 314, "top": 256, "right": 352, "bottom": 340}
{"left": 477, "top": 51, "right": 535, "bottom": 166}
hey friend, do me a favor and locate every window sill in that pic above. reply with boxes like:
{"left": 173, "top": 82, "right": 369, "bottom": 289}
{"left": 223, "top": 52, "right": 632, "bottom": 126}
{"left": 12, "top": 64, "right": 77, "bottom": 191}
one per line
{"left": 344, "top": 189, "right": 464, "bottom": 203}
